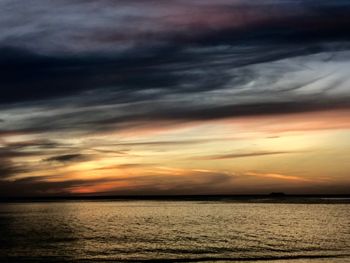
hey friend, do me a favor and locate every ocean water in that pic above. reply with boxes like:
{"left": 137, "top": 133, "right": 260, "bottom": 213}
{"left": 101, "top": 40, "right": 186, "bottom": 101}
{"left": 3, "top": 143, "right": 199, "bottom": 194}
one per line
{"left": 0, "top": 200, "right": 350, "bottom": 262}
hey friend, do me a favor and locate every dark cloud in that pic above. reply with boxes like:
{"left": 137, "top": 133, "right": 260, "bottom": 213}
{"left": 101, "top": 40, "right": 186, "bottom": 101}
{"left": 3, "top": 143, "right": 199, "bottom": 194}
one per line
{"left": 0, "top": 171, "right": 236, "bottom": 197}
{"left": 5, "top": 97, "right": 348, "bottom": 136}
{"left": 196, "top": 151, "right": 295, "bottom": 160}
{"left": 135, "top": 99, "right": 350, "bottom": 122}
{"left": 0, "top": 176, "right": 110, "bottom": 197}
{"left": 93, "top": 163, "right": 158, "bottom": 171}
{"left": 3, "top": 139, "right": 61, "bottom": 150}
{"left": 1, "top": 0, "right": 350, "bottom": 139}
{"left": 100, "top": 172, "right": 238, "bottom": 196}
{"left": 108, "top": 139, "right": 215, "bottom": 147}
{"left": 44, "top": 154, "right": 88, "bottom": 163}
{"left": 0, "top": 172, "right": 349, "bottom": 197}
{"left": 0, "top": 159, "right": 21, "bottom": 179}
{"left": 0, "top": 140, "right": 70, "bottom": 162}
{"left": 1, "top": 0, "right": 350, "bottom": 106}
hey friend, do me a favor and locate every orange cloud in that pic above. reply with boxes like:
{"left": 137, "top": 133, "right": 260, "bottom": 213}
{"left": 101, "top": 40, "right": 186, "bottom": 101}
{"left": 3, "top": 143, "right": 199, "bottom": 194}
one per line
{"left": 245, "top": 171, "right": 313, "bottom": 182}
{"left": 69, "top": 181, "right": 130, "bottom": 194}
{"left": 224, "top": 109, "right": 350, "bottom": 134}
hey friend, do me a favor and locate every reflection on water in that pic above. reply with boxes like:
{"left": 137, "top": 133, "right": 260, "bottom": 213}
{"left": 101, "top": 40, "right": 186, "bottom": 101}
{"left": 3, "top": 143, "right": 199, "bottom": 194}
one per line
{"left": 0, "top": 201, "right": 350, "bottom": 262}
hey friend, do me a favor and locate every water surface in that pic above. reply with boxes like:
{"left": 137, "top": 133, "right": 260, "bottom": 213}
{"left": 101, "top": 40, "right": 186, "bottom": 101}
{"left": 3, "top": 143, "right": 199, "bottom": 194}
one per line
{"left": 0, "top": 201, "right": 349, "bottom": 262}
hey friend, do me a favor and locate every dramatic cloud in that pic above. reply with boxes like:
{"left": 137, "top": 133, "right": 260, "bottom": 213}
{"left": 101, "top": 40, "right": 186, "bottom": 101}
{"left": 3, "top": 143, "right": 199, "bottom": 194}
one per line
{"left": 0, "top": 169, "right": 237, "bottom": 197}
{"left": 0, "top": 158, "right": 23, "bottom": 179}
{"left": 44, "top": 154, "right": 89, "bottom": 163}
{"left": 196, "top": 151, "right": 294, "bottom": 160}
{"left": 1, "top": 0, "right": 350, "bottom": 195}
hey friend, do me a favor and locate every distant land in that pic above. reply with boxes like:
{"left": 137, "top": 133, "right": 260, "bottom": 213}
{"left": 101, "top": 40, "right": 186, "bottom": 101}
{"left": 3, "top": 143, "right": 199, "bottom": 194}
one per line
{"left": 1, "top": 194, "right": 350, "bottom": 203}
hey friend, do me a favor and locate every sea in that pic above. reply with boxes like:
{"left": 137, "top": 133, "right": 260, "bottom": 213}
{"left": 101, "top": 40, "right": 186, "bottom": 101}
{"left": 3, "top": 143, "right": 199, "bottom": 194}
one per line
{"left": 0, "top": 198, "right": 350, "bottom": 262}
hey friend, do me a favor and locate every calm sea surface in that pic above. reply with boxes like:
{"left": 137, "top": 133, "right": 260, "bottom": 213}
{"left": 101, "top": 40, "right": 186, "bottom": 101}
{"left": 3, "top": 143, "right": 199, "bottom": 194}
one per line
{"left": 0, "top": 200, "right": 350, "bottom": 262}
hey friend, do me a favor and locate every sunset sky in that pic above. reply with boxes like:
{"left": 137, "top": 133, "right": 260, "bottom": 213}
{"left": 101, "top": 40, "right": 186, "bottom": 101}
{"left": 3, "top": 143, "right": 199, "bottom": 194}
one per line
{"left": 1, "top": 0, "right": 350, "bottom": 196}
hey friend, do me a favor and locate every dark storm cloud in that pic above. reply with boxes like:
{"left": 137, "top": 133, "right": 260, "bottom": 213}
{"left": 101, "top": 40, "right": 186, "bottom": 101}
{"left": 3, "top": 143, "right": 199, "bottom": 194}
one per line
{"left": 126, "top": 99, "right": 350, "bottom": 122}
{"left": 0, "top": 45, "right": 349, "bottom": 107}
{"left": 1, "top": 0, "right": 350, "bottom": 106}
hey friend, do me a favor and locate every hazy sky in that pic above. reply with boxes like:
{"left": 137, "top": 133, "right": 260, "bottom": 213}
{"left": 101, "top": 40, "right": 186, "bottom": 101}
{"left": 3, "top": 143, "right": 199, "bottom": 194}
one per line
{"left": 1, "top": 0, "right": 350, "bottom": 196}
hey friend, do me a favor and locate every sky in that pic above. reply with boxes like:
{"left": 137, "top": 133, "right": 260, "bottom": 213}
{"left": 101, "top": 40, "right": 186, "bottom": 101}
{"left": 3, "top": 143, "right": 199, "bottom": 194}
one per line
{"left": 1, "top": 0, "right": 350, "bottom": 196}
